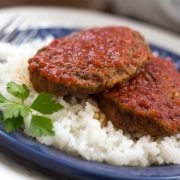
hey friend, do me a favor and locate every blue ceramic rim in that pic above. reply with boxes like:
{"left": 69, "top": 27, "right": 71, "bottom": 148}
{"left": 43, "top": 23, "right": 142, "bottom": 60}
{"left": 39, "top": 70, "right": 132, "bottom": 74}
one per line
{"left": 0, "top": 129, "right": 180, "bottom": 180}
{"left": 0, "top": 27, "right": 180, "bottom": 180}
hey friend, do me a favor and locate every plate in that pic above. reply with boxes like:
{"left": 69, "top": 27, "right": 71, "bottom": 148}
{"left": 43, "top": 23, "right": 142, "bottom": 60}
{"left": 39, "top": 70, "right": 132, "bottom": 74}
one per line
{"left": 0, "top": 27, "right": 180, "bottom": 180}
{"left": 0, "top": 7, "right": 180, "bottom": 180}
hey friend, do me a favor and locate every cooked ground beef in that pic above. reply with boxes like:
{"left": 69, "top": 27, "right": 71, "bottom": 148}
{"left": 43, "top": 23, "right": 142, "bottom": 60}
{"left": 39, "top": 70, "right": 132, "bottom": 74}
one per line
{"left": 28, "top": 26, "right": 151, "bottom": 97}
{"left": 98, "top": 57, "right": 180, "bottom": 136}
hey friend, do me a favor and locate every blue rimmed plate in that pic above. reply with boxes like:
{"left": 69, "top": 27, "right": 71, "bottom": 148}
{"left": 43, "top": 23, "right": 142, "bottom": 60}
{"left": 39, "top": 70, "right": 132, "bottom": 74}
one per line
{"left": 0, "top": 27, "right": 180, "bottom": 180}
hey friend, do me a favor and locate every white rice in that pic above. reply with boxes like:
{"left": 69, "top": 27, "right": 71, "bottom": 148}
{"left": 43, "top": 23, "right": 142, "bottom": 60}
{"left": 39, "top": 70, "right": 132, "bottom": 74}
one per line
{"left": 0, "top": 40, "right": 179, "bottom": 167}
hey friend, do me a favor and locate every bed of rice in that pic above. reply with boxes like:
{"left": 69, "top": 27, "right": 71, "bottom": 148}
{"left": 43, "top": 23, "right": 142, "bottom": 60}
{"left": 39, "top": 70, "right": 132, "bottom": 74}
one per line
{"left": 0, "top": 39, "right": 179, "bottom": 167}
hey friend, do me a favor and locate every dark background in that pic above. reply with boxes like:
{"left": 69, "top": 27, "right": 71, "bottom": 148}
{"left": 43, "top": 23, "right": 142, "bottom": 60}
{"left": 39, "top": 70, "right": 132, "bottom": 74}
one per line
{"left": 0, "top": 0, "right": 107, "bottom": 10}
{"left": 0, "top": 0, "right": 180, "bottom": 34}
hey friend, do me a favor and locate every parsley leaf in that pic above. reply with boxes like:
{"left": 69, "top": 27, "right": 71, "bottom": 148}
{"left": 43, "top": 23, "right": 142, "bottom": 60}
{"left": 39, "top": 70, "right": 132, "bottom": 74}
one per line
{"left": 31, "top": 92, "right": 63, "bottom": 114}
{"left": 30, "top": 115, "right": 55, "bottom": 137}
{"left": 0, "top": 93, "right": 8, "bottom": 103}
{"left": 0, "top": 81, "right": 64, "bottom": 137}
{"left": 3, "top": 103, "right": 29, "bottom": 120}
{"left": 6, "top": 81, "right": 29, "bottom": 101}
{"left": 3, "top": 116, "right": 23, "bottom": 133}
{"left": 0, "top": 111, "right": 3, "bottom": 122}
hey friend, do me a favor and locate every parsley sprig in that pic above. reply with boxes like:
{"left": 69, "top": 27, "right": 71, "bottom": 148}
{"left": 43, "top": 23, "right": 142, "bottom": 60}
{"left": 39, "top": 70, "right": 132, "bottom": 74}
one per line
{"left": 0, "top": 82, "right": 63, "bottom": 137}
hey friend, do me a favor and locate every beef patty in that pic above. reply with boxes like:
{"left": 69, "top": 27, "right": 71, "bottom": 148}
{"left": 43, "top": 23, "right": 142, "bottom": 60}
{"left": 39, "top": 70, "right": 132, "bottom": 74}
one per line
{"left": 98, "top": 57, "right": 180, "bottom": 136}
{"left": 28, "top": 26, "right": 151, "bottom": 96}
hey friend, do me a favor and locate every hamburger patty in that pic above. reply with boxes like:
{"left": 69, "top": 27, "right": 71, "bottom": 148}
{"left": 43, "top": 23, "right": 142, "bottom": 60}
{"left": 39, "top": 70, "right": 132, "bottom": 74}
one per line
{"left": 28, "top": 26, "right": 151, "bottom": 96}
{"left": 98, "top": 57, "right": 180, "bottom": 136}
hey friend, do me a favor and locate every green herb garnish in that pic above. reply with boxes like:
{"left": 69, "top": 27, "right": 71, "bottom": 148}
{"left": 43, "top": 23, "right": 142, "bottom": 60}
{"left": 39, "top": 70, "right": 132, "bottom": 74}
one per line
{"left": 0, "top": 81, "right": 64, "bottom": 137}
